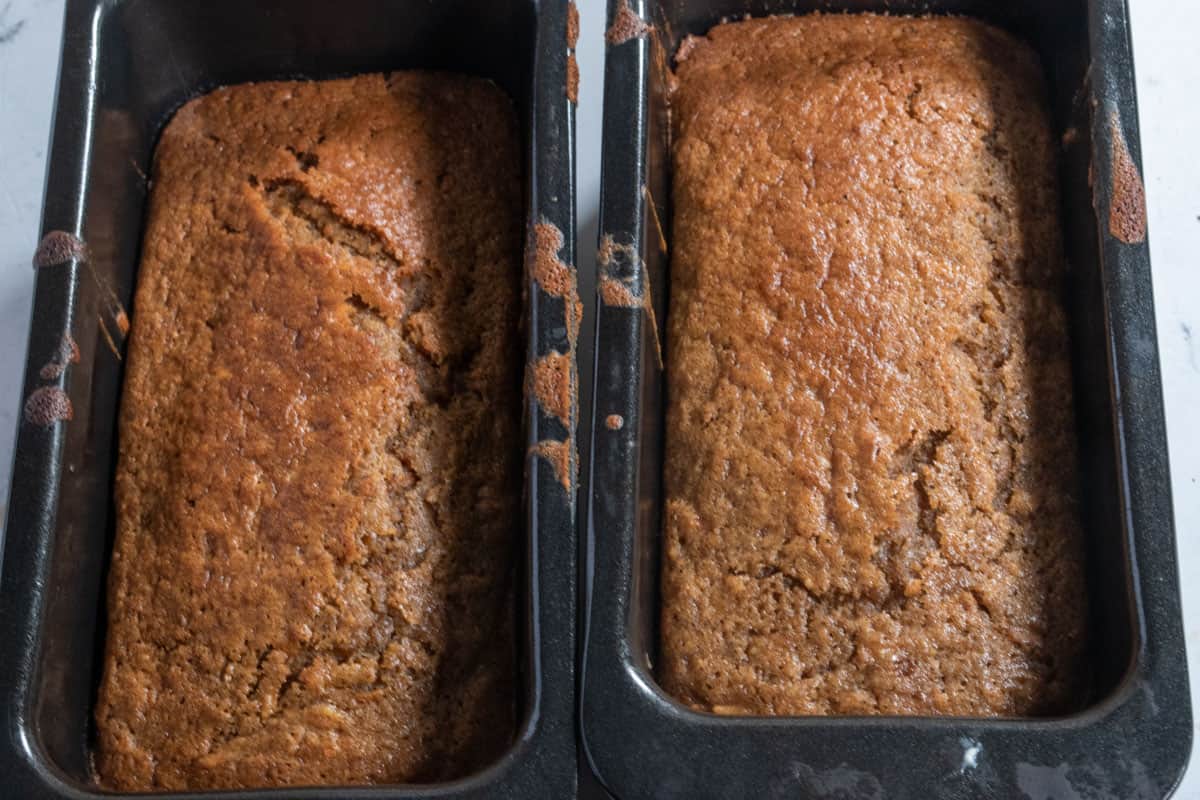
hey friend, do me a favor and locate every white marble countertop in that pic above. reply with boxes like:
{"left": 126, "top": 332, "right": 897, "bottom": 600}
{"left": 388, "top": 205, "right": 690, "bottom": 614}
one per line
{"left": 2, "top": 0, "right": 1197, "bottom": 795}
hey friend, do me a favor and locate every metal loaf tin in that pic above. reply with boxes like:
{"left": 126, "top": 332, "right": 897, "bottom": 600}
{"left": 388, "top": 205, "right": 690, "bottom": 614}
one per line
{"left": 0, "top": 1, "right": 577, "bottom": 798}
{"left": 582, "top": 0, "right": 1191, "bottom": 797}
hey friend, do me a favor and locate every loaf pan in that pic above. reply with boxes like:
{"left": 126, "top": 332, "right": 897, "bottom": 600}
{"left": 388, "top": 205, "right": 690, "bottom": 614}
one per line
{"left": 0, "top": 0, "right": 578, "bottom": 797}
{"left": 582, "top": 0, "right": 1191, "bottom": 797}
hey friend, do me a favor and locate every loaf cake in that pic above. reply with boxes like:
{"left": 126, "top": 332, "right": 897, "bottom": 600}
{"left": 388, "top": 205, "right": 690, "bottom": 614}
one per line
{"left": 660, "top": 14, "right": 1087, "bottom": 717}
{"left": 95, "top": 73, "right": 523, "bottom": 789}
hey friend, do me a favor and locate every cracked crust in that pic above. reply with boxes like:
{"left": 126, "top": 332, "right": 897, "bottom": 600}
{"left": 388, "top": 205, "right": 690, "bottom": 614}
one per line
{"left": 661, "top": 15, "right": 1086, "bottom": 718}
{"left": 96, "top": 73, "right": 523, "bottom": 790}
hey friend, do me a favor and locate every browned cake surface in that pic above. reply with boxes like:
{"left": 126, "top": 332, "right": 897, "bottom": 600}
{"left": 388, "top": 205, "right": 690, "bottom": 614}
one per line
{"left": 661, "top": 15, "right": 1087, "bottom": 717}
{"left": 96, "top": 73, "right": 523, "bottom": 790}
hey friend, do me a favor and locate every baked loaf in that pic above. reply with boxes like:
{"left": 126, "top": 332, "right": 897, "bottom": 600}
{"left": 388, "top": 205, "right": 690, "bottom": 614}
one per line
{"left": 96, "top": 73, "right": 523, "bottom": 789}
{"left": 661, "top": 14, "right": 1086, "bottom": 717}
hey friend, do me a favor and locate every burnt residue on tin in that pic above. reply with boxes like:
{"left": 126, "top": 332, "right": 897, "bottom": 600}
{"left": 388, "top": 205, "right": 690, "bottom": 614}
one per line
{"left": 533, "top": 221, "right": 581, "bottom": 340}
{"left": 39, "top": 333, "right": 80, "bottom": 381}
{"left": 567, "top": 54, "right": 580, "bottom": 103}
{"left": 530, "top": 220, "right": 580, "bottom": 489}
{"left": 1108, "top": 112, "right": 1147, "bottom": 244}
{"left": 607, "top": 1, "right": 651, "bottom": 45}
{"left": 566, "top": 2, "right": 580, "bottom": 103}
{"left": 595, "top": 236, "right": 643, "bottom": 304}
{"left": 528, "top": 350, "right": 573, "bottom": 427}
{"left": 532, "top": 220, "right": 582, "bottom": 369}
{"left": 597, "top": 233, "right": 662, "bottom": 369}
{"left": 597, "top": 273, "right": 640, "bottom": 307}
{"left": 596, "top": 234, "right": 640, "bottom": 306}
{"left": 33, "top": 230, "right": 88, "bottom": 269}
{"left": 24, "top": 386, "right": 73, "bottom": 426}
{"left": 26, "top": 323, "right": 82, "bottom": 427}
{"left": 531, "top": 439, "right": 572, "bottom": 490}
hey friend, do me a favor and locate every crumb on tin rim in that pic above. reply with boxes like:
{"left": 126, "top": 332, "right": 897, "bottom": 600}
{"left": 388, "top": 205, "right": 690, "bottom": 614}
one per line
{"left": 607, "top": 1, "right": 651, "bottom": 45}
{"left": 25, "top": 386, "right": 73, "bottom": 425}
{"left": 33, "top": 230, "right": 88, "bottom": 269}
{"left": 528, "top": 351, "right": 573, "bottom": 426}
{"left": 567, "top": 54, "right": 579, "bottom": 103}
{"left": 39, "top": 333, "right": 80, "bottom": 380}
{"left": 567, "top": 2, "right": 580, "bottom": 48}
{"left": 531, "top": 439, "right": 572, "bottom": 490}
{"left": 1108, "top": 113, "right": 1147, "bottom": 244}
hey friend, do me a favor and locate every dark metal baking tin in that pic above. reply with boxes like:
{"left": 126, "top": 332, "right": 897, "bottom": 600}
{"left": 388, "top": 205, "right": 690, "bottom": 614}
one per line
{"left": 583, "top": 0, "right": 1191, "bottom": 797}
{"left": 0, "top": 1, "right": 577, "bottom": 798}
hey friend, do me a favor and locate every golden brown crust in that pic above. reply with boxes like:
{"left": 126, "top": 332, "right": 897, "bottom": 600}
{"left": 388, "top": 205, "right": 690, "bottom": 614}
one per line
{"left": 661, "top": 14, "right": 1087, "bottom": 717}
{"left": 566, "top": 1, "right": 581, "bottom": 103}
{"left": 38, "top": 332, "right": 80, "bottom": 380}
{"left": 96, "top": 73, "right": 523, "bottom": 790}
